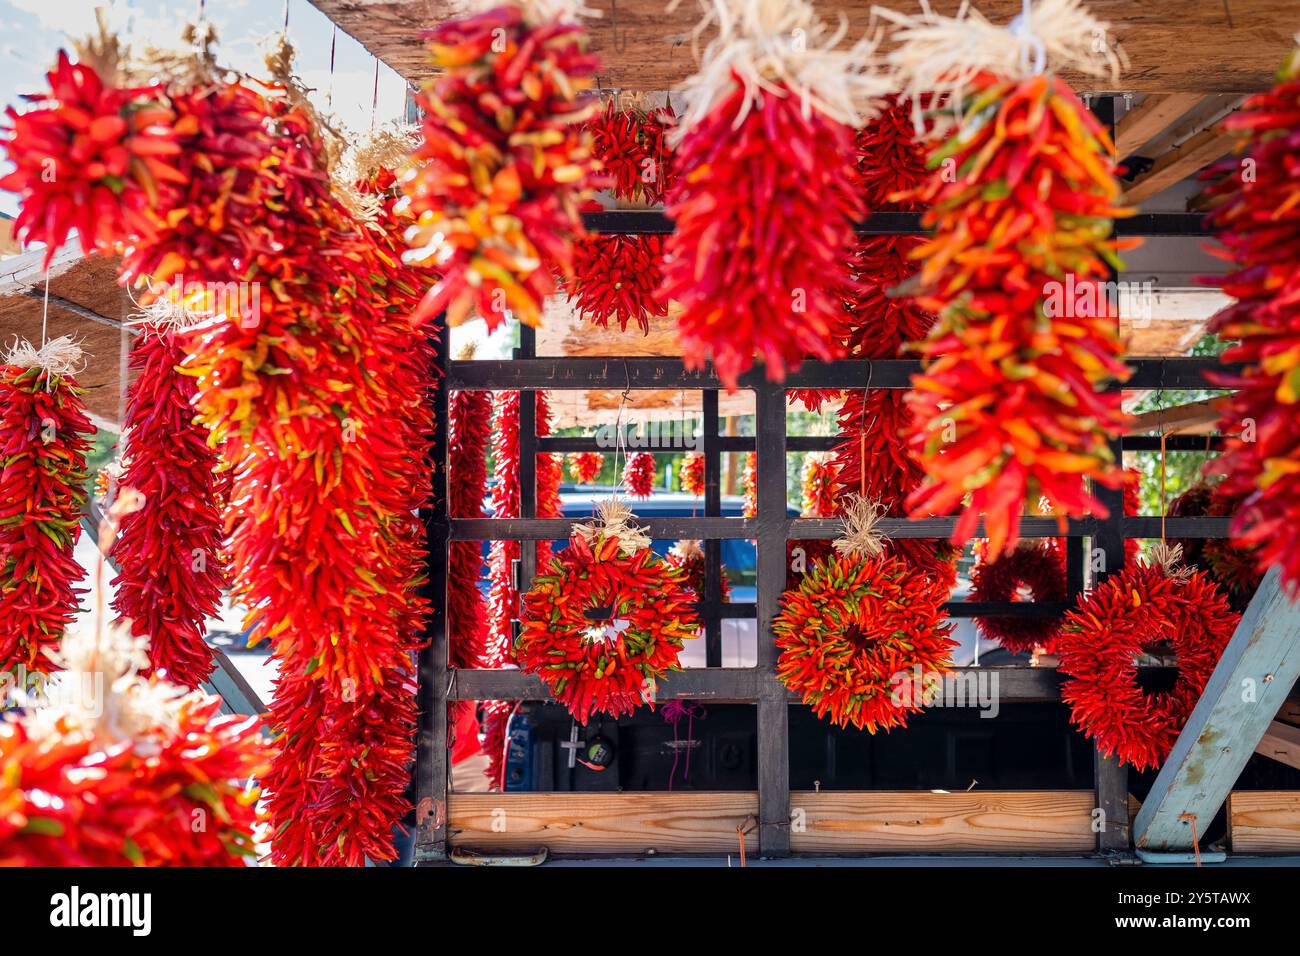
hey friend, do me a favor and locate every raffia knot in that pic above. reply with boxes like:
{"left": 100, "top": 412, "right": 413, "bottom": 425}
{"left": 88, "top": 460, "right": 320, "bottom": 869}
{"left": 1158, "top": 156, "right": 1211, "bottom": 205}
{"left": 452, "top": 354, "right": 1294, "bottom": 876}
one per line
{"left": 670, "top": 538, "right": 704, "bottom": 562}
{"left": 670, "top": 0, "right": 891, "bottom": 139}
{"left": 832, "top": 495, "right": 888, "bottom": 560}
{"left": 876, "top": 0, "right": 1127, "bottom": 135}
{"left": 573, "top": 498, "right": 651, "bottom": 556}
{"left": 4, "top": 335, "right": 85, "bottom": 377}
{"left": 1145, "top": 541, "right": 1195, "bottom": 584}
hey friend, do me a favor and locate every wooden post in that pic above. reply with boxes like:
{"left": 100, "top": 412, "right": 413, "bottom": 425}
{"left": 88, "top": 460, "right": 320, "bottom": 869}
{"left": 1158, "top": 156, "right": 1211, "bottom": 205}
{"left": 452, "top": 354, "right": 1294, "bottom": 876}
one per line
{"left": 1134, "top": 567, "right": 1300, "bottom": 856}
{"left": 415, "top": 319, "right": 451, "bottom": 864}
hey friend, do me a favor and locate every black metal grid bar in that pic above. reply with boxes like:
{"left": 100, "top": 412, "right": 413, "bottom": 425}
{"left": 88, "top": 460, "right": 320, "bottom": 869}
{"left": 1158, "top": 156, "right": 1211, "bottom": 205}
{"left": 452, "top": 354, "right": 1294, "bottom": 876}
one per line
{"left": 754, "top": 383, "right": 791, "bottom": 855}
{"left": 539, "top": 433, "right": 1226, "bottom": 454}
{"left": 583, "top": 210, "right": 1212, "bottom": 237}
{"left": 450, "top": 514, "right": 1231, "bottom": 540}
{"left": 701, "top": 390, "right": 724, "bottom": 668}
{"left": 1092, "top": 127, "right": 1132, "bottom": 849}
{"left": 447, "top": 356, "right": 1237, "bottom": 391}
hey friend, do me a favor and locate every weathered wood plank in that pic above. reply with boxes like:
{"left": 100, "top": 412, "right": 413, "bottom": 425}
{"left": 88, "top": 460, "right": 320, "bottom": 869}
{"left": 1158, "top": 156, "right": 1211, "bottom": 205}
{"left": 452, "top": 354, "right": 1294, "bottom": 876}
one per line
{"left": 1255, "top": 721, "right": 1300, "bottom": 771}
{"left": 448, "top": 792, "right": 757, "bottom": 853}
{"left": 309, "top": 0, "right": 1299, "bottom": 94}
{"left": 787, "top": 791, "right": 1098, "bottom": 853}
{"left": 1134, "top": 567, "right": 1300, "bottom": 853}
{"left": 1229, "top": 791, "right": 1300, "bottom": 852}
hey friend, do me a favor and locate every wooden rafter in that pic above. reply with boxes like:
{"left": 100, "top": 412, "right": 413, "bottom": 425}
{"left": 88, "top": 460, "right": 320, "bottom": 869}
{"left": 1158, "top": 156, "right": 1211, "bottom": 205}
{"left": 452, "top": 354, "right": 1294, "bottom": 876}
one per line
{"left": 308, "top": 0, "right": 1300, "bottom": 94}
{"left": 1115, "top": 93, "right": 1202, "bottom": 157}
{"left": 1124, "top": 126, "right": 1238, "bottom": 205}
{"left": 1255, "top": 721, "right": 1300, "bottom": 771}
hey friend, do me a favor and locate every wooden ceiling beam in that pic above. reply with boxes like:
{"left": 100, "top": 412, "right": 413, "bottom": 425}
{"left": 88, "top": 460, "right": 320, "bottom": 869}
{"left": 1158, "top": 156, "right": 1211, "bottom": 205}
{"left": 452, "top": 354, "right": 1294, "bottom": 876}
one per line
{"left": 1115, "top": 93, "right": 1203, "bottom": 156}
{"left": 308, "top": 0, "right": 1300, "bottom": 94}
{"left": 1124, "top": 126, "right": 1238, "bottom": 204}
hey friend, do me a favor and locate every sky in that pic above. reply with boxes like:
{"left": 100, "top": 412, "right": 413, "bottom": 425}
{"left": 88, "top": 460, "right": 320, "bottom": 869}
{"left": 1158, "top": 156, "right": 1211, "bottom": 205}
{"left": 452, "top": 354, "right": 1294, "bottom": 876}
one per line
{"left": 0, "top": 0, "right": 414, "bottom": 217}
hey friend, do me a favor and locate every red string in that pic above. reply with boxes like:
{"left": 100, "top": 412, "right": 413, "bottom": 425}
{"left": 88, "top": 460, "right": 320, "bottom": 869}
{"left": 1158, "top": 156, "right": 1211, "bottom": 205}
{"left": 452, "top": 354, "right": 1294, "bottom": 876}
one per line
{"left": 1179, "top": 812, "right": 1202, "bottom": 866}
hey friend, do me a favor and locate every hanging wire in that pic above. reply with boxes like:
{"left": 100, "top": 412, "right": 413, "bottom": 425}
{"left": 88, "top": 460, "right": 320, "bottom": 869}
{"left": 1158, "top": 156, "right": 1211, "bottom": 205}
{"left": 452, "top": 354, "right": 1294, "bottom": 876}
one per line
{"left": 327, "top": 24, "right": 337, "bottom": 112}
{"left": 371, "top": 56, "right": 380, "bottom": 130}
{"left": 610, "top": 361, "right": 633, "bottom": 498}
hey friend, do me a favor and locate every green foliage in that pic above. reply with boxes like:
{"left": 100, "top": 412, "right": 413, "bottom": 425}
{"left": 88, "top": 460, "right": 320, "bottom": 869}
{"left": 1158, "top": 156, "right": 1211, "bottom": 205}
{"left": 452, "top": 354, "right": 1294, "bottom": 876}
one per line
{"left": 1127, "top": 334, "right": 1230, "bottom": 515}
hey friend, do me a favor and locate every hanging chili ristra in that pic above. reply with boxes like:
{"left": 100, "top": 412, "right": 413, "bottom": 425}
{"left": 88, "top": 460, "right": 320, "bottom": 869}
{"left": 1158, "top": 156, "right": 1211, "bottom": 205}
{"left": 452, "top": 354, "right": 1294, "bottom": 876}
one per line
{"left": 623, "top": 451, "right": 656, "bottom": 500}
{"left": 800, "top": 454, "right": 839, "bottom": 518}
{"left": 882, "top": 1, "right": 1135, "bottom": 558}
{"left": 0, "top": 620, "right": 269, "bottom": 866}
{"left": 566, "top": 450, "right": 605, "bottom": 485}
{"left": 680, "top": 451, "right": 705, "bottom": 497}
{"left": 586, "top": 98, "right": 676, "bottom": 204}
{"left": 110, "top": 312, "right": 224, "bottom": 688}
{"left": 1201, "top": 43, "right": 1300, "bottom": 592}
{"left": 0, "top": 338, "right": 94, "bottom": 676}
{"left": 0, "top": 50, "right": 183, "bottom": 265}
{"left": 402, "top": 1, "right": 603, "bottom": 331}
{"left": 2, "top": 47, "right": 435, "bottom": 865}
{"left": 741, "top": 451, "right": 757, "bottom": 518}
{"left": 659, "top": 0, "right": 888, "bottom": 388}
{"left": 449, "top": 385, "right": 493, "bottom": 669}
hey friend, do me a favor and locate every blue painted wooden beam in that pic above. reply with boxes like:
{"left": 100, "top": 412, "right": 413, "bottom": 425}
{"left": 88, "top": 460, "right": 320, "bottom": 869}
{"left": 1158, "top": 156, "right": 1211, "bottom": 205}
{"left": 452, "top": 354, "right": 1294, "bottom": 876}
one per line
{"left": 1134, "top": 566, "right": 1300, "bottom": 854}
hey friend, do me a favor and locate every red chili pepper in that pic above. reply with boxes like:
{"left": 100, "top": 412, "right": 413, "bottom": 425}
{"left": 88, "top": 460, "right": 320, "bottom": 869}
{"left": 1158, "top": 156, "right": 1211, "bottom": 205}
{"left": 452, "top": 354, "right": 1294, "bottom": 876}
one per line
{"left": 0, "top": 362, "right": 94, "bottom": 674}
{"left": 1201, "top": 50, "right": 1300, "bottom": 592}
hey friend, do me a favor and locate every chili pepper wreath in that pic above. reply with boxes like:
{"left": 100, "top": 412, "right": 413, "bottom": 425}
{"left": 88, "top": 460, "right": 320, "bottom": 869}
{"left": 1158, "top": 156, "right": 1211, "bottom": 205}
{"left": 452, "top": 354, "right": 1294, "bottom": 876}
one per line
{"left": 517, "top": 500, "right": 699, "bottom": 722}
{"left": 567, "top": 450, "right": 605, "bottom": 485}
{"left": 1201, "top": 42, "right": 1300, "bottom": 592}
{"left": 402, "top": 0, "right": 603, "bottom": 330}
{"left": 667, "top": 538, "right": 732, "bottom": 602}
{"left": 1169, "top": 483, "right": 1262, "bottom": 607}
{"left": 110, "top": 299, "right": 226, "bottom": 689}
{"left": 0, "top": 337, "right": 94, "bottom": 676}
{"left": 1055, "top": 545, "right": 1238, "bottom": 770}
{"left": 883, "top": 0, "right": 1135, "bottom": 558}
{"left": 970, "top": 539, "right": 1068, "bottom": 653}
{"left": 660, "top": 0, "right": 890, "bottom": 388}
{"left": 774, "top": 497, "right": 956, "bottom": 732}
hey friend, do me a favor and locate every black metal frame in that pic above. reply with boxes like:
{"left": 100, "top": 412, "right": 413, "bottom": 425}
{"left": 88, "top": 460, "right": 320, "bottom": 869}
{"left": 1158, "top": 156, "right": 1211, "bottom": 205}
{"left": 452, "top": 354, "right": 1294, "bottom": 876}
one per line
{"left": 414, "top": 209, "right": 1235, "bottom": 863}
